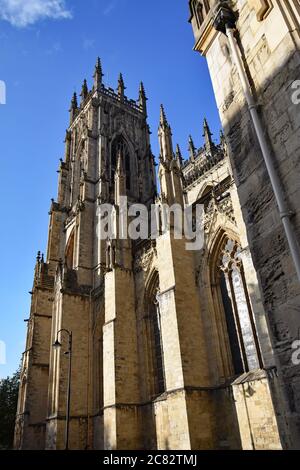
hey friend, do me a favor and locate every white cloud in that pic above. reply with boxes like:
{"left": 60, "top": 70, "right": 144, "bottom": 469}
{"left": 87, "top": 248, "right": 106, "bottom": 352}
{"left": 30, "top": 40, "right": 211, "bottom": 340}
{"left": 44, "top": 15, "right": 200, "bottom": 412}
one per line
{"left": 103, "top": 2, "right": 115, "bottom": 16}
{"left": 0, "top": 0, "right": 72, "bottom": 28}
{"left": 83, "top": 38, "right": 95, "bottom": 50}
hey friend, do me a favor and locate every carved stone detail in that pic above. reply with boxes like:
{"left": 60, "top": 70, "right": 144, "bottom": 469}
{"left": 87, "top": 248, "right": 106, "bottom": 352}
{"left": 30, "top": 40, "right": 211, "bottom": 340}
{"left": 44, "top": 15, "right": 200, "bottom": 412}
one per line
{"left": 251, "top": 0, "right": 273, "bottom": 21}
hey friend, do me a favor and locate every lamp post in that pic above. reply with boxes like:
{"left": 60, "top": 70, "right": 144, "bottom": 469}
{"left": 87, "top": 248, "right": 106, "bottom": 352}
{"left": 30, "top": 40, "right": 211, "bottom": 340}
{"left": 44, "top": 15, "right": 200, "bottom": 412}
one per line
{"left": 53, "top": 329, "right": 73, "bottom": 450}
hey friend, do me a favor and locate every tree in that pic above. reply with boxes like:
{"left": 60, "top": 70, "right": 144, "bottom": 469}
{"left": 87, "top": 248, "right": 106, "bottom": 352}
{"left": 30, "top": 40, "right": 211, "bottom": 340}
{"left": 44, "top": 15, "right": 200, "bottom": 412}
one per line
{"left": 0, "top": 369, "right": 20, "bottom": 450}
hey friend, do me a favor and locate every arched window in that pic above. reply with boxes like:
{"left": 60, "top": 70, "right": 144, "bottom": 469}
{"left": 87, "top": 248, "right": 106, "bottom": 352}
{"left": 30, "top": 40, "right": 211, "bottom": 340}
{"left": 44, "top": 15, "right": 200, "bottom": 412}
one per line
{"left": 212, "top": 237, "right": 263, "bottom": 375}
{"left": 65, "top": 229, "right": 75, "bottom": 269}
{"left": 190, "top": 0, "right": 204, "bottom": 28}
{"left": 111, "top": 136, "right": 131, "bottom": 195}
{"left": 17, "top": 372, "right": 27, "bottom": 416}
{"left": 203, "top": 0, "right": 210, "bottom": 14}
{"left": 146, "top": 271, "right": 165, "bottom": 396}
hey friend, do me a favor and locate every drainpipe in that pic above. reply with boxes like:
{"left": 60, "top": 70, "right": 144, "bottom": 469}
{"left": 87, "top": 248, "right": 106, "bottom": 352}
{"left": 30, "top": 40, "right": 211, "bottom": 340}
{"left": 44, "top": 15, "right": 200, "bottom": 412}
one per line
{"left": 213, "top": 2, "right": 300, "bottom": 283}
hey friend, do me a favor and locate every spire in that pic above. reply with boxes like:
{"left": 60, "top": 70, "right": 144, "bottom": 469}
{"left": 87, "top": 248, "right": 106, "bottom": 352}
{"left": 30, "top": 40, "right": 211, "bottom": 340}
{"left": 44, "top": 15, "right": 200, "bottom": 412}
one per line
{"left": 189, "top": 135, "right": 196, "bottom": 161}
{"left": 139, "top": 81, "right": 147, "bottom": 116}
{"left": 160, "top": 104, "right": 168, "bottom": 127}
{"left": 115, "top": 149, "right": 126, "bottom": 204}
{"left": 80, "top": 79, "right": 89, "bottom": 103}
{"left": 175, "top": 144, "right": 183, "bottom": 166}
{"left": 117, "top": 73, "right": 125, "bottom": 100}
{"left": 93, "top": 57, "right": 104, "bottom": 90}
{"left": 158, "top": 104, "right": 173, "bottom": 161}
{"left": 158, "top": 125, "right": 184, "bottom": 206}
{"left": 203, "top": 118, "right": 214, "bottom": 154}
{"left": 71, "top": 92, "right": 78, "bottom": 108}
{"left": 69, "top": 92, "right": 78, "bottom": 123}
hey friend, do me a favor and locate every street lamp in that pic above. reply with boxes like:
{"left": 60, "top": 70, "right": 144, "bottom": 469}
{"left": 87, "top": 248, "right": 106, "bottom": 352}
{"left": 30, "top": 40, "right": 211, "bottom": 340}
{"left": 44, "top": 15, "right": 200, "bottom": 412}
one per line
{"left": 53, "top": 328, "right": 73, "bottom": 451}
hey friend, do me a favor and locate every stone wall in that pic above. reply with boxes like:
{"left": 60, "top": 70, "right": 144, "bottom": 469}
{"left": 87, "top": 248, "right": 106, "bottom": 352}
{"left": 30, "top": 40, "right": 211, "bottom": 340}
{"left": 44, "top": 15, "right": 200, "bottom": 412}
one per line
{"left": 190, "top": 0, "right": 300, "bottom": 448}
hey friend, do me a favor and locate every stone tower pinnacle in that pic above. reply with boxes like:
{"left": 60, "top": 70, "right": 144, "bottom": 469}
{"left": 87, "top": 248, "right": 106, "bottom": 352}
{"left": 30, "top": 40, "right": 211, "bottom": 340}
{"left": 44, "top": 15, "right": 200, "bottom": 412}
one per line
{"left": 117, "top": 73, "right": 125, "bottom": 100}
{"left": 188, "top": 135, "right": 196, "bottom": 162}
{"left": 158, "top": 104, "right": 173, "bottom": 161}
{"left": 175, "top": 143, "right": 183, "bottom": 166}
{"left": 139, "top": 82, "right": 147, "bottom": 116}
{"left": 80, "top": 79, "right": 89, "bottom": 103}
{"left": 203, "top": 118, "right": 214, "bottom": 154}
{"left": 158, "top": 106, "right": 183, "bottom": 206}
{"left": 69, "top": 92, "right": 78, "bottom": 123}
{"left": 93, "top": 57, "right": 104, "bottom": 90}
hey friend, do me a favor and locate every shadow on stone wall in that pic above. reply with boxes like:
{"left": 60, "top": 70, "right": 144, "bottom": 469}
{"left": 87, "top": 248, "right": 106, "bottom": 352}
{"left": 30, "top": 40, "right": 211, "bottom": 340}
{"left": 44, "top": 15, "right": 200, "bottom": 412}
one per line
{"left": 222, "top": 48, "right": 300, "bottom": 448}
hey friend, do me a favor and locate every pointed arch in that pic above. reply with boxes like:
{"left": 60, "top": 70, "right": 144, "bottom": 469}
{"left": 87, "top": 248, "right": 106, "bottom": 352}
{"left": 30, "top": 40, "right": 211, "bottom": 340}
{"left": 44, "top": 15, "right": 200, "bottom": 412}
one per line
{"left": 195, "top": 182, "right": 214, "bottom": 207}
{"left": 110, "top": 133, "right": 137, "bottom": 198}
{"left": 144, "top": 269, "right": 165, "bottom": 396}
{"left": 65, "top": 227, "right": 76, "bottom": 270}
{"left": 189, "top": 0, "right": 204, "bottom": 28}
{"left": 203, "top": 0, "right": 210, "bottom": 14}
{"left": 145, "top": 268, "right": 159, "bottom": 300}
{"left": 208, "top": 228, "right": 263, "bottom": 377}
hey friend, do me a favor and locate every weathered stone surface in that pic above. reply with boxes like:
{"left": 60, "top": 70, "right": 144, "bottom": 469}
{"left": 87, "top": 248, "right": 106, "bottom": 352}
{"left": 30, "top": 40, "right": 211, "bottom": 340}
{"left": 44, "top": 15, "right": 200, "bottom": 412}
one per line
{"left": 190, "top": 0, "right": 300, "bottom": 449}
{"left": 15, "top": 42, "right": 288, "bottom": 450}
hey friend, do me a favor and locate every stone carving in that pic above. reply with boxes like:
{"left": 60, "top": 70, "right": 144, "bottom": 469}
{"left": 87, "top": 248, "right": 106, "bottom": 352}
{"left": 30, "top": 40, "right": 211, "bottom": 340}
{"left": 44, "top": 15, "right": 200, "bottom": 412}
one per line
{"left": 250, "top": 0, "right": 273, "bottom": 21}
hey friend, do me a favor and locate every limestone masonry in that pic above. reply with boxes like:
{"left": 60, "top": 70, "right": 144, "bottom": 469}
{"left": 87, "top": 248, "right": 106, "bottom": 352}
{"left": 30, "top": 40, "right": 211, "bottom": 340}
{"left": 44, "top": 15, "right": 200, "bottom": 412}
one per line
{"left": 14, "top": 1, "right": 300, "bottom": 449}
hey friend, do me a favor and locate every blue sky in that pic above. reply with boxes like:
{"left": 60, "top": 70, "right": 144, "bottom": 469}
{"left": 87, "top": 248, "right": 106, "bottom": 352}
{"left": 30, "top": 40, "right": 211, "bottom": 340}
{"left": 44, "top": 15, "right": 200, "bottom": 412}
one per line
{"left": 0, "top": 0, "right": 221, "bottom": 379}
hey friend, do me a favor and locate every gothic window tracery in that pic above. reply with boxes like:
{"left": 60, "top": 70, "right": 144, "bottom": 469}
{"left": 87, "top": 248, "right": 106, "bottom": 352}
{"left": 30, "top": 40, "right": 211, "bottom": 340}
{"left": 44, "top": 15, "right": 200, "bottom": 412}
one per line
{"left": 19, "top": 374, "right": 27, "bottom": 413}
{"left": 111, "top": 136, "right": 131, "bottom": 195}
{"left": 65, "top": 229, "right": 75, "bottom": 270}
{"left": 203, "top": 0, "right": 210, "bottom": 14}
{"left": 150, "top": 296, "right": 165, "bottom": 395}
{"left": 145, "top": 271, "right": 166, "bottom": 396}
{"left": 217, "top": 239, "right": 263, "bottom": 374}
{"left": 190, "top": 0, "right": 205, "bottom": 28}
{"left": 210, "top": 235, "right": 263, "bottom": 377}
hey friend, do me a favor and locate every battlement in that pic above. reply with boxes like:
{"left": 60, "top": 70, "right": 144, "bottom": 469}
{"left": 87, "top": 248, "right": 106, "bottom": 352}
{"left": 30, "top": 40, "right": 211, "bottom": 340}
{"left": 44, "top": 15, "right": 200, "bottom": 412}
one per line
{"left": 98, "top": 83, "right": 143, "bottom": 113}
{"left": 182, "top": 145, "right": 225, "bottom": 188}
{"left": 69, "top": 58, "right": 147, "bottom": 126}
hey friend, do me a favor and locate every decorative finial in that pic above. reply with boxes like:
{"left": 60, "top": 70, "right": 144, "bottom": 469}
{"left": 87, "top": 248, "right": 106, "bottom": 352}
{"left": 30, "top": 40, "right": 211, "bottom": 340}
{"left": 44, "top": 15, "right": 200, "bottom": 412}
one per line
{"left": 160, "top": 104, "right": 168, "bottom": 126}
{"left": 203, "top": 118, "right": 214, "bottom": 154}
{"left": 69, "top": 92, "right": 78, "bottom": 123}
{"left": 203, "top": 118, "right": 210, "bottom": 131}
{"left": 36, "top": 251, "right": 41, "bottom": 262}
{"left": 189, "top": 135, "right": 196, "bottom": 161}
{"left": 80, "top": 79, "right": 89, "bottom": 103}
{"left": 175, "top": 144, "right": 183, "bottom": 165}
{"left": 139, "top": 81, "right": 147, "bottom": 115}
{"left": 70, "top": 92, "right": 78, "bottom": 109}
{"left": 93, "top": 57, "right": 104, "bottom": 89}
{"left": 139, "top": 81, "right": 146, "bottom": 97}
{"left": 117, "top": 73, "right": 125, "bottom": 100}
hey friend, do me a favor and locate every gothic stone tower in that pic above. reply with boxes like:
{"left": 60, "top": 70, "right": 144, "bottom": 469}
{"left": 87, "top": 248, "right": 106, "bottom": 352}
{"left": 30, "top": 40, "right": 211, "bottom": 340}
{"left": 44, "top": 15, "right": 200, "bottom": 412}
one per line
{"left": 189, "top": 0, "right": 300, "bottom": 448}
{"left": 14, "top": 60, "right": 155, "bottom": 450}
{"left": 15, "top": 57, "right": 286, "bottom": 450}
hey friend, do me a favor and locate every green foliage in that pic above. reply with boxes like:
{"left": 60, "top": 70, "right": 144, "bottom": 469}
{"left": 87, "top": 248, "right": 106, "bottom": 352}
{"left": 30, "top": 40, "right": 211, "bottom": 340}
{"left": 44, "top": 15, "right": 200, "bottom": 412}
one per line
{"left": 0, "top": 369, "right": 20, "bottom": 450}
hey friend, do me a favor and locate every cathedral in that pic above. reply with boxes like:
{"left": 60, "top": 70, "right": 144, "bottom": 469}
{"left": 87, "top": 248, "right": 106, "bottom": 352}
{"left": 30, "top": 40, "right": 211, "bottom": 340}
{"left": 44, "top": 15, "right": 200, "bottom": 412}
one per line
{"left": 14, "top": 0, "right": 300, "bottom": 450}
